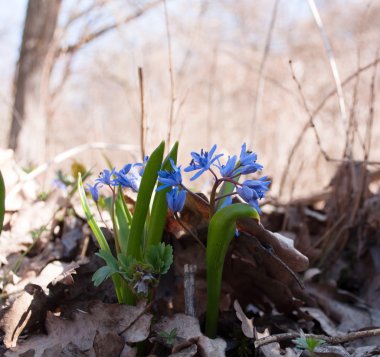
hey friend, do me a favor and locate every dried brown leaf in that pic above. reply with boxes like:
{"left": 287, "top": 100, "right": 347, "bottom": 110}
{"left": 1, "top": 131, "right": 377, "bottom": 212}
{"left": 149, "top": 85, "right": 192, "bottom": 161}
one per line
{"left": 233, "top": 300, "right": 254, "bottom": 338}
{"left": 5, "top": 301, "right": 151, "bottom": 356}
{"left": 1, "top": 284, "right": 49, "bottom": 348}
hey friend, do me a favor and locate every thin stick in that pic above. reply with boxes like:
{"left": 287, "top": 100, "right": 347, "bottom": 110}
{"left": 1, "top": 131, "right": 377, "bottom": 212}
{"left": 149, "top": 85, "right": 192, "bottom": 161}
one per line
{"left": 184, "top": 264, "right": 197, "bottom": 317}
{"left": 174, "top": 212, "right": 206, "bottom": 250}
{"left": 307, "top": 0, "right": 349, "bottom": 157}
{"left": 206, "top": 45, "right": 218, "bottom": 147}
{"left": 255, "top": 328, "right": 380, "bottom": 348}
{"left": 59, "top": 0, "right": 162, "bottom": 55}
{"left": 250, "top": 0, "right": 280, "bottom": 141}
{"left": 138, "top": 67, "right": 146, "bottom": 159}
{"left": 364, "top": 51, "right": 379, "bottom": 161}
{"left": 279, "top": 50, "right": 379, "bottom": 199}
{"left": 163, "top": 0, "right": 176, "bottom": 148}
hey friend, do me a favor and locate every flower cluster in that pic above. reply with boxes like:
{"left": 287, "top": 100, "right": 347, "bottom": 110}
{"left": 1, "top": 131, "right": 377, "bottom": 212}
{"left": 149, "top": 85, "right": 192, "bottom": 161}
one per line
{"left": 86, "top": 157, "right": 149, "bottom": 202}
{"left": 156, "top": 143, "right": 270, "bottom": 214}
{"left": 86, "top": 143, "right": 270, "bottom": 215}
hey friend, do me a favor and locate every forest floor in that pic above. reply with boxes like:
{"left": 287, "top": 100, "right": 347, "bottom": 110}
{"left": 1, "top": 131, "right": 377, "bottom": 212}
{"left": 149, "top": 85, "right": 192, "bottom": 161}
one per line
{"left": 1, "top": 149, "right": 380, "bottom": 357}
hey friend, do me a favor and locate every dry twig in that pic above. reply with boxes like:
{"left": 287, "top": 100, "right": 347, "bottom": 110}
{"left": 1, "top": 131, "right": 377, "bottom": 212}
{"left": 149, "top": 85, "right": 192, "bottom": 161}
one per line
{"left": 138, "top": 67, "right": 146, "bottom": 159}
{"left": 250, "top": 0, "right": 280, "bottom": 141}
{"left": 163, "top": 0, "right": 176, "bottom": 148}
{"left": 255, "top": 328, "right": 380, "bottom": 348}
{"left": 279, "top": 57, "right": 380, "bottom": 198}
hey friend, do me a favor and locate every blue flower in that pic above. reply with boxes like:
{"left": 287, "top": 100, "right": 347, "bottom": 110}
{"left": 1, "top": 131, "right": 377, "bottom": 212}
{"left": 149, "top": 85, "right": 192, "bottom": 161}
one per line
{"left": 157, "top": 159, "right": 182, "bottom": 192}
{"left": 239, "top": 143, "right": 257, "bottom": 165}
{"left": 214, "top": 155, "right": 237, "bottom": 177}
{"left": 166, "top": 187, "right": 186, "bottom": 213}
{"left": 96, "top": 168, "right": 116, "bottom": 186}
{"left": 115, "top": 167, "right": 141, "bottom": 192}
{"left": 86, "top": 182, "right": 101, "bottom": 202}
{"left": 234, "top": 143, "right": 263, "bottom": 175}
{"left": 120, "top": 164, "right": 132, "bottom": 175}
{"left": 184, "top": 144, "right": 223, "bottom": 180}
{"left": 236, "top": 176, "right": 270, "bottom": 214}
{"left": 52, "top": 179, "right": 68, "bottom": 194}
{"left": 134, "top": 156, "right": 149, "bottom": 176}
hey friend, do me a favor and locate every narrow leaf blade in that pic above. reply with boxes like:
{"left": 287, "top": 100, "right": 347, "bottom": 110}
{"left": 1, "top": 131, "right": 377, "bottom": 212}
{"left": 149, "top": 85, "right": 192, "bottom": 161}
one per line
{"left": 127, "top": 141, "right": 165, "bottom": 260}
{"left": 77, "top": 173, "right": 110, "bottom": 253}
{"left": 146, "top": 141, "right": 178, "bottom": 249}
{"left": 115, "top": 187, "right": 131, "bottom": 255}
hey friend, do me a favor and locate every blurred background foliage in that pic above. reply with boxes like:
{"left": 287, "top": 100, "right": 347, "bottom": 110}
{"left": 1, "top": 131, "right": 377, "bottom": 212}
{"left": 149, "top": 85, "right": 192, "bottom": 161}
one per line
{"left": 0, "top": 0, "right": 379, "bottom": 200}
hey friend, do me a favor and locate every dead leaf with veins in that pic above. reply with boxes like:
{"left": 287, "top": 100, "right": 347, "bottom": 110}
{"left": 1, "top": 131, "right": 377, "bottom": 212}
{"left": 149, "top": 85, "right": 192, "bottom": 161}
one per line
{"left": 5, "top": 301, "right": 152, "bottom": 356}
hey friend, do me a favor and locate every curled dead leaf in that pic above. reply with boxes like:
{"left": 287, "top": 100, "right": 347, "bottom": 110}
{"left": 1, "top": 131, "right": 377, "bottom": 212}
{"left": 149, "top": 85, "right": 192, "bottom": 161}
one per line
{"left": 233, "top": 300, "right": 254, "bottom": 338}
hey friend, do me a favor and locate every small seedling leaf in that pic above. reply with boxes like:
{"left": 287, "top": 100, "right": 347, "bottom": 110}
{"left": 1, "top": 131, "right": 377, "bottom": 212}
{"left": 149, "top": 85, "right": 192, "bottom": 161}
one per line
{"left": 145, "top": 243, "right": 173, "bottom": 275}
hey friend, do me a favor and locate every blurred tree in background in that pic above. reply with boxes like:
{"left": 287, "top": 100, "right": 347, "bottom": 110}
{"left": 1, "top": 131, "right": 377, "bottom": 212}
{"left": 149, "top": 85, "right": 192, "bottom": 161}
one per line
{"left": 8, "top": 0, "right": 62, "bottom": 165}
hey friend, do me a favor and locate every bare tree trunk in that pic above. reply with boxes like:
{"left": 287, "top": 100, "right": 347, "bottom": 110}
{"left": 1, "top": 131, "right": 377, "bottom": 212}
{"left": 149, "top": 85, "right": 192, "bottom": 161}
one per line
{"left": 8, "top": 0, "right": 61, "bottom": 165}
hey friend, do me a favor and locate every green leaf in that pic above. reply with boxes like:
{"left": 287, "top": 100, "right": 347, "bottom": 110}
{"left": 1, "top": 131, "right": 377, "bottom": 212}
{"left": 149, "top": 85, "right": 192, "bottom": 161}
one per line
{"left": 96, "top": 250, "right": 119, "bottom": 270}
{"left": 114, "top": 187, "right": 132, "bottom": 255}
{"left": 145, "top": 243, "right": 173, "bottom": 275}
{"left": 117, "top": 253, "right": 137, "bottom": 280}
{"left": 0, "top": 171, "right": 5, "bottom": 235}
{"left": 77, "top": 174, "right": 111, "bottom": 253}
{"left": 145, "top": 142, "right": 178, "bottom": 249}
{"left": 205, "top": 203, "right": 259, "bottom": 338}
{"left": 78, "top": 174, "right": 129, "bottom": 303}
{"left": 92, "top": 265, "right": 118, "bottom": 286}
{"left": 127, "top": 141, "right": 165, "bottom": 260}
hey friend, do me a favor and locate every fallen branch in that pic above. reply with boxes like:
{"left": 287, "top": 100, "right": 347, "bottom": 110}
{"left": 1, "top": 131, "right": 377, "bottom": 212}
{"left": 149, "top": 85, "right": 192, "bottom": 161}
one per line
{"left": 254, "top": 328, "right": 380, "bottom": 348}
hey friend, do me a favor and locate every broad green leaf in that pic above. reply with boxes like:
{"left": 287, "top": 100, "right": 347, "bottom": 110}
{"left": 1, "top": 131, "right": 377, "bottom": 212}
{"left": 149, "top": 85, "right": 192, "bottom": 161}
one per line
{"left": 127, "top": 141, "right": 165, "bottom": 260}
{"left": 77, "top": 174, "right": 110, "bottom": 253}
{"left": 145, "top": 243, "right": 173, "bottom": 275}
{"left": 145, "top": 142, "right": 178, "bottom": 249}
{"left": 0, "top": 171, "right": 5, "bottom": 235}
{"left": 92, "top": 265, "right": 118, "bottom": 286}
{"left": 115, "top": 188, "right": 132, "bottom": 255}
{"left": 205, "top": 203, "right": 259, "bottom": 338}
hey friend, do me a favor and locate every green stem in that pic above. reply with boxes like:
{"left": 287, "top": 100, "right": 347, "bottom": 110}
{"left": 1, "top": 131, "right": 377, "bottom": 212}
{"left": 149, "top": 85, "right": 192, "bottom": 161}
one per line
{"left": 205, "top": 203, "right": 259, "bottom": 338}
{"left": 111, "top": 187, "right": 121, "bottom": 255}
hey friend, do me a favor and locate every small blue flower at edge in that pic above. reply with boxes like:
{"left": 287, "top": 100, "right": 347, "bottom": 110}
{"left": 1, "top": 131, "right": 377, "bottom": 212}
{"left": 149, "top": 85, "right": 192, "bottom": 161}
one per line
{"left": 86, "top": 182, "right": 101, "bottom": 202}
{"left": 166, "top": 187, "right": 186, "bottom": 213}
{"left": 115, "top": 168, "right": 140, "bottom": 192}
{"left": 234, "top": 143, "right": 263, "bottom": 175}
{"left": 239, "top": 143, "right": 257, "bottom": 166}
{"left": 157, "top": 159, "right": 182, "bottom": 192}
{"left": 184, "top": 144, "right": 223, "bottom": 181}
{"left": 236, "top": 176, "right": 270, "bottom": 214}
{"left": 95, "top": 168, "right": 116, "bottom": 186}
{"left": 134, "top": 155, "right": 149, "bottom": 176}
{"left": 214, "top": 155, "right": 237, "bottom": 178}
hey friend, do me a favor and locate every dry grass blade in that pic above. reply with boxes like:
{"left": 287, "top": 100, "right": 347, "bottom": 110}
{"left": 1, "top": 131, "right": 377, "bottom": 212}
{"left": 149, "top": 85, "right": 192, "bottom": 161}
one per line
{"left": 250, "top": 0, "right": 280, "bottom": 141}
{"left": 307, "top": 0, "right": 349, "bottom": 156}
